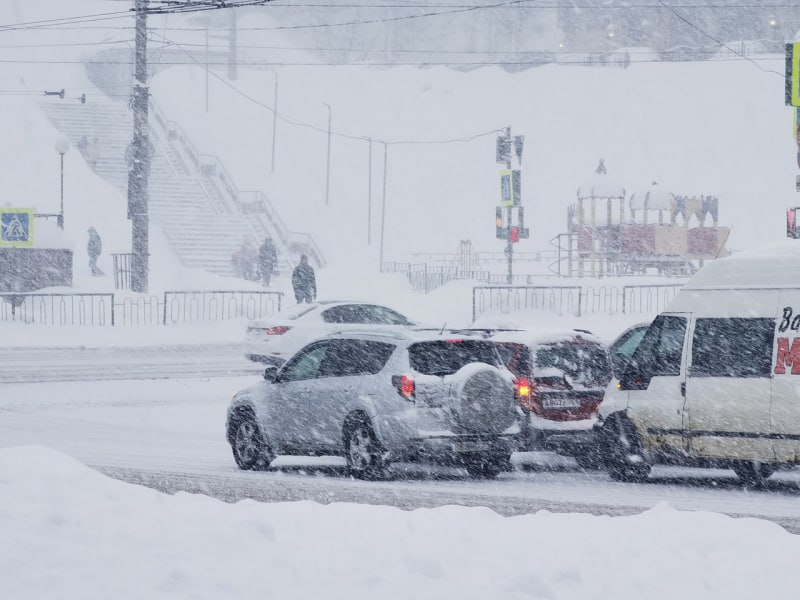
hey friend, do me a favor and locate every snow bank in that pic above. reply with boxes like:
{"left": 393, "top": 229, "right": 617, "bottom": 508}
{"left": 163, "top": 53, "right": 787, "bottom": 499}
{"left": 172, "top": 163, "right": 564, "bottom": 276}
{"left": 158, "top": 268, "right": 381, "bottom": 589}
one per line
{"left": 1, "top": 446, "right": 798, "bottom": 600}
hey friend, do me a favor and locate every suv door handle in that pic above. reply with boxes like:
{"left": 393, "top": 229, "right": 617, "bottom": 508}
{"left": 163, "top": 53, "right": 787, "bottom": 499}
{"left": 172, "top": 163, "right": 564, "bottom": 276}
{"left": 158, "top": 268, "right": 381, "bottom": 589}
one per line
{"left": 680, "top": 382, "right": 686, "bottom": 397}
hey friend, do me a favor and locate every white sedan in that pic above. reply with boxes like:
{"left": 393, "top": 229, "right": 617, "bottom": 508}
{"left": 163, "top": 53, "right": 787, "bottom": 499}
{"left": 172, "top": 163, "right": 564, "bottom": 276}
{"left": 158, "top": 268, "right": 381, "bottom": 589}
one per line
{"left": 244, "top": 301, "right": 416, "bottom": 365}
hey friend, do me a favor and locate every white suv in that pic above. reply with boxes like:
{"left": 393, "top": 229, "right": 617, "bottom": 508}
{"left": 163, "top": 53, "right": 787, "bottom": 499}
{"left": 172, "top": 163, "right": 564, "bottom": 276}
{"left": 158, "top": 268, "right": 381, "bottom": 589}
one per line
{"left": 227, "top": 330, "right": 522, "bottom": 479}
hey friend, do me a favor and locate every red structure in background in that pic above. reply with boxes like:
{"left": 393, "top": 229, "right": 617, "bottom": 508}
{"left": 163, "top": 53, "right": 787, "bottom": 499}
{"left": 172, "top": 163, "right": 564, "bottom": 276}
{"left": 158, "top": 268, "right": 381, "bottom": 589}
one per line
{"left": 552, "top": 165, "right": 730, "bottom": 277}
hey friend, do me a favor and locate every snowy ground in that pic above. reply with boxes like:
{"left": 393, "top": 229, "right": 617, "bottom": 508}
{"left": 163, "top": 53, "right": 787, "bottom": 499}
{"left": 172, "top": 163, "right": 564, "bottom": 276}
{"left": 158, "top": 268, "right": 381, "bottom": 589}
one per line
{"left": 2, "top": 445, "right": 800, "bottom": 600}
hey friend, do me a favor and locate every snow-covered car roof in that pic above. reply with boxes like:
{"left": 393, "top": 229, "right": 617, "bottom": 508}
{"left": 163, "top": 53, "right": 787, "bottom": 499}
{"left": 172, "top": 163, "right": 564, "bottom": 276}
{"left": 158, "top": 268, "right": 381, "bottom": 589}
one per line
{"left": 439, "top": 327, "right": 605, "bottom": 348}
{"left": 249, "top": 300, "right": 411, "bottom": 326}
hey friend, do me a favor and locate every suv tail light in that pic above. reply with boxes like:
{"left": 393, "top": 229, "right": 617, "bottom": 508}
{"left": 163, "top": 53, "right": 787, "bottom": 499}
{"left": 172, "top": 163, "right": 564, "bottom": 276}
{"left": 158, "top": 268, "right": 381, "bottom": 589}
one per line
{"left": 391, "top": 375, "right": 415, "bottom": 401}
{"left": 260, "top": 326, "right": 291, "bottom": 335}
{"left": 514, "top": 377, "right": 532, "bottom": 400}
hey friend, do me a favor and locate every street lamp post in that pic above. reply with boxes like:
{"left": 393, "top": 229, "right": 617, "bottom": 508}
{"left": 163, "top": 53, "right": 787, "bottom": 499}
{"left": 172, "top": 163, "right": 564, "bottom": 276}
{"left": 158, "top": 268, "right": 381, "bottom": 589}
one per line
{"left": 323, "top": 102, "right": 332, "bottom": 205}
{"left": 54, "top": 137, "right": 70, "bottom": 230}
{"left": 268, "top": 68, "right": 278, "bottom": 173}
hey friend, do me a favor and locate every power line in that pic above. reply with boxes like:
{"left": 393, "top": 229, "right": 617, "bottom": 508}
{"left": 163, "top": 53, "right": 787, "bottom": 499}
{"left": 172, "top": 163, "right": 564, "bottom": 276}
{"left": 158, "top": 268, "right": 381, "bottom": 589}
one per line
{"left": 654, "top": 0, "right": 784, "bottom": 77}
{"left": 0, "top": 55, "right": 782, "bottom": 65}
{"left": 0, "top": 12, "right": 133, "bottom": 33}
{"left": 151, "top": 31, "right": 505, "bottom": 145}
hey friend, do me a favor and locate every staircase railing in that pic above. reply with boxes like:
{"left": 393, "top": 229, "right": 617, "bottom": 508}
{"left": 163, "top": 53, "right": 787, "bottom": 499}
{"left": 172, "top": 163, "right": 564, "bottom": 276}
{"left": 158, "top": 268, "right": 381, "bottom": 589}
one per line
{"left": 149, "top": 99, "right": 325, "bottom": 268}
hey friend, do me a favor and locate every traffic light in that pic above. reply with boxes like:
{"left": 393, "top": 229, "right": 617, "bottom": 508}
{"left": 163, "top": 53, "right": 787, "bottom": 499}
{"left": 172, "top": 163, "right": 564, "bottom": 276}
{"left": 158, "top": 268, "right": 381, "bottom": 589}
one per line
{"left": 510, "top": 226, "right": 520, "bottom": 243}
{"left": 495, "top": 206, "right": 508, "bottom": 239}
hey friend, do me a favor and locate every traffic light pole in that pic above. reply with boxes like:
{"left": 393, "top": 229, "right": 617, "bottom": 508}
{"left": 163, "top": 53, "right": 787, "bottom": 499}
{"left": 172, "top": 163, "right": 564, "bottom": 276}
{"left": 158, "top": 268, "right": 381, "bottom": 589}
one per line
{"left": 504, "top": 127, "right": 513, "bottom": 285}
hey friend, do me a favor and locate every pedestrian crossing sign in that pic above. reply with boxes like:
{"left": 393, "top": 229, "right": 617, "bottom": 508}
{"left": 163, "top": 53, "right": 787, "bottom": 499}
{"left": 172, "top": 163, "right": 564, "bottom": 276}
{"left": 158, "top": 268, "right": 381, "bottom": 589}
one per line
{"left": 0, "top": 209, "right": 34, "bottom": 247}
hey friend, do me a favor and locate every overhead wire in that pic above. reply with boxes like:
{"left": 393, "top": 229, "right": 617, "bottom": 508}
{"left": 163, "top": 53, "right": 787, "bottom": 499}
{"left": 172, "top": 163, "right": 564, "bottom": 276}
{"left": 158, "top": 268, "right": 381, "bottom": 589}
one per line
{"left": 150, "top": 30, "right": 505, "bottom": 145}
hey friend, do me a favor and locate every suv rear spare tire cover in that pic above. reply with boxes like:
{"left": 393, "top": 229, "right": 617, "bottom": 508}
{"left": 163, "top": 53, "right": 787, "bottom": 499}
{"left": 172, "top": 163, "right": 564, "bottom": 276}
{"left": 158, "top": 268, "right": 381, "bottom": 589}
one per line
{"left": 448, "top": 363, "right": 516, "bottom": 434}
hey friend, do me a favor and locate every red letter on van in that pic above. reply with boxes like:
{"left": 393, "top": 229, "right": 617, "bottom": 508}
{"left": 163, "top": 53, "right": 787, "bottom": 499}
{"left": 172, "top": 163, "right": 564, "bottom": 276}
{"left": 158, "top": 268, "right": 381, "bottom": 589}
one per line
{"left": 774, "top": 337, "right": 800, "bottom": 374}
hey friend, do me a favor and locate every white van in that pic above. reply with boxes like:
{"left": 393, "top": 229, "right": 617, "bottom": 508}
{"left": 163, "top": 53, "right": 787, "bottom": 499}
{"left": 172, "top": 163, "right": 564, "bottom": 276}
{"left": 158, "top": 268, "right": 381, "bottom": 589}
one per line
{"left": 598, "top": 242, "right": 800, "bottom": 486}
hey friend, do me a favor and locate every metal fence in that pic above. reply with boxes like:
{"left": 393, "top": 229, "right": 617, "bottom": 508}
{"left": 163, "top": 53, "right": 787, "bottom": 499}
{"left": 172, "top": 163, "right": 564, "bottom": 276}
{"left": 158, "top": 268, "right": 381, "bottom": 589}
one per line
{"left": 162, "top": 290, "right": 282, "bottom": 324}
{"left": 472, "top": 286, "right": 583, "bottom": 322}
{"left": 0, "top": 293, "right": 115, "bottom": 326}
{"left": 0, "top": 290, "right": 282, "bottom": 326}
{"left": 472, "top": 283, "right": 684, "bottom": 321}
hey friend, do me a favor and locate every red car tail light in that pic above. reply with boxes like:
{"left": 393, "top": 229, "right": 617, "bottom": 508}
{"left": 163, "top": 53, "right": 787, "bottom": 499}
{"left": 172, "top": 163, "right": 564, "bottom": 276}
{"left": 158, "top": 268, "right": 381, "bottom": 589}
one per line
{"left": 262, "top": 326, "right": 291, "bottom": 335}
{"left": 391, "top": 375, "right": 415, "bottom": 400}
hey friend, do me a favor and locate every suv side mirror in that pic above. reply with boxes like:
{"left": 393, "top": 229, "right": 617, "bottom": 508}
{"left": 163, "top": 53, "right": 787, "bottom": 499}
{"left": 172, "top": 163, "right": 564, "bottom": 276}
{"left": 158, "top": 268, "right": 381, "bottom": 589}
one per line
{"left": 263, "top": 365, "right": 279, "bottom": 383}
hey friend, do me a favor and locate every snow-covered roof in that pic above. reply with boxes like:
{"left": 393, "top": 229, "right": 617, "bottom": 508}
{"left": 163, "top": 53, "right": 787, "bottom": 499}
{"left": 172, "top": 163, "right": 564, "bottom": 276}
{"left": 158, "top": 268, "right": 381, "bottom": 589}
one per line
{"left": 629, "top": 184, "right": 674, "bottom": 211}
{"left": 684, "top": 240, "right": 800, "bottom": 289}
{"left": 577, "top": 174, "right": 625, "bottom": 200}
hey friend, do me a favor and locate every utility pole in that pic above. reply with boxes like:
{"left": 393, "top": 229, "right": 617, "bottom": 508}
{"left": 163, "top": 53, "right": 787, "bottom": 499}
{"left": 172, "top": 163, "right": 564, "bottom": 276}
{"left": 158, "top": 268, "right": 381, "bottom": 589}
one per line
{"left": 205, "top": 25, "right": 209, "bottom": 112}
{"left": 367, "top": 137, "right": 372, "bottom": 245}
{"left": 269, "top": 69, "right": 278, "bottom": 173}
{"left": 323, "top": 102, "right": 332, "bottom": 205}
{"left": 228, "top": 8, "right": 238, "bottom": 80}
{"left": 379, "top": 142, "right": 388, "bottom": 270}
{"left": 129, "top": 0, "right": 151, "bottom": 293}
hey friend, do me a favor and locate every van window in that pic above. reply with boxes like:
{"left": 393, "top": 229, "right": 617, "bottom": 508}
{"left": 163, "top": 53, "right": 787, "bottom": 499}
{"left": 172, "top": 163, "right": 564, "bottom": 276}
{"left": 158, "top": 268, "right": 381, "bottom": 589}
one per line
{"left": 626, "top": 315, "right": 687, "bottom": 381}
{"left": 690, "top": 318, "right": 774, "bottom": 378}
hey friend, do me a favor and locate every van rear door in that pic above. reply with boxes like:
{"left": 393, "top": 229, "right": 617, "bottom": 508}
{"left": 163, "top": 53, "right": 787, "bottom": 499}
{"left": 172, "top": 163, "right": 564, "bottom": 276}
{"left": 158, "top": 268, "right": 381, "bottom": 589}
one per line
{"left": 619, "top": 313, "right": 689, "bottom": 454}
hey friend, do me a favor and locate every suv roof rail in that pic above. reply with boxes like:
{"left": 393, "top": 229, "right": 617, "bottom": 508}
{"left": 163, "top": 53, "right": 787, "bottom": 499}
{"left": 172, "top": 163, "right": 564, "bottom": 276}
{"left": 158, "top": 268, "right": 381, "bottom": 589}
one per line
{"left": 324, "top": 329, "right": 408, "bottom": 340}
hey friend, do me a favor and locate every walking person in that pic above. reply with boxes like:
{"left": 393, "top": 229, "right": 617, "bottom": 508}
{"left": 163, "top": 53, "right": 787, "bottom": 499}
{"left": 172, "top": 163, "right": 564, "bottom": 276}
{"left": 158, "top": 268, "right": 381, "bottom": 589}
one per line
{"left": 87, "top": 227, "right": 103, "bottom": 276}
{"left": 291, "top": 254, "right": 316, "bottom": 304}
{"left": 240, "top": 241, "right": 258, "bottom": 280}
{"left": 258, "top": 236, "right": 278, "bottom": 287}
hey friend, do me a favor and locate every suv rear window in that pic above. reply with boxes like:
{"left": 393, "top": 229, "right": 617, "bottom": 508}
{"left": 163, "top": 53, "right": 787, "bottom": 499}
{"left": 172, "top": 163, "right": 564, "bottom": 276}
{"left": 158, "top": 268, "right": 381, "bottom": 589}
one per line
{"left": 408, "top": 340, "right": 503, "bottom": 376}
{"left": 535, "top": 341, "right": 611, "bottom": 386}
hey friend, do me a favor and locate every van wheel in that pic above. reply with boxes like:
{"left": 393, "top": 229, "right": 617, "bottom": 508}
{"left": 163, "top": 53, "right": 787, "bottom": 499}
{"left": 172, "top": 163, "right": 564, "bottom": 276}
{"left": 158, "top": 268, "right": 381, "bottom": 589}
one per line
{"left": 231, "top": 414, "right": 274, "bottom": 471}
{"left": 732, "top": 462, "right": 775, "bottom": 488}
{"left": 344, "top": 419, "right": 388, "bottom": 480}
{"left": 602, "top": 415, "right": 651, "bottom": 483}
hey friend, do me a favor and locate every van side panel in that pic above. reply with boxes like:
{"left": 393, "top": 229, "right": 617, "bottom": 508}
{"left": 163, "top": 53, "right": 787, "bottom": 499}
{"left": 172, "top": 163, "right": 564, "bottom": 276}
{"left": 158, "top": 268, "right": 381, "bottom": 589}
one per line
{"left": 674, "top": 289, "right": 778, "bottom": 462}
{"left": 771, "top": 295, "right": 800, "bottom": 464}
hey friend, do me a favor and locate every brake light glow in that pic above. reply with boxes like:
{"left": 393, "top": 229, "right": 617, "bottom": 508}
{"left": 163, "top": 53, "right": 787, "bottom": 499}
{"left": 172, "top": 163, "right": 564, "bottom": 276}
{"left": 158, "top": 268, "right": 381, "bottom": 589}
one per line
{"left": 515, "top": 377, "right": 532, "bottom": 398}
{"left": 262, "top": 326, "right": 291, "bottom": 335}
{"left": 391, "top": 375, "right": 415, "bottom": 400}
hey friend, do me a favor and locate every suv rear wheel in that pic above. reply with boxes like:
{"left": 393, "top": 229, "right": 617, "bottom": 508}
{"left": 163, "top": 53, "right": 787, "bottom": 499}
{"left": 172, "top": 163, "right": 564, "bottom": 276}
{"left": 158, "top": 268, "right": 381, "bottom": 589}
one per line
{"left": 344, "top": 418, "right": 388, "bottom": 480}
{"left": 462, "top": 454, "right": 509, "bottom": 479}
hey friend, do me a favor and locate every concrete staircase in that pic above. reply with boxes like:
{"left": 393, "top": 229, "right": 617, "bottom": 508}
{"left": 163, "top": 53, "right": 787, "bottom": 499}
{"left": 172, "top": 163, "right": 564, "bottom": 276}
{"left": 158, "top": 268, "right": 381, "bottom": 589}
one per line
{"left": 40, "top": 99, "right": 323, "bottom": 278}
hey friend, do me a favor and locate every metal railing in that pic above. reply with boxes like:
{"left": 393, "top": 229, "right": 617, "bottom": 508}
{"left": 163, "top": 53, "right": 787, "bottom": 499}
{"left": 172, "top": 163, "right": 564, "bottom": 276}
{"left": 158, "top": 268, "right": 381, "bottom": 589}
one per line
{"left": 622, "top": 284, "right": 683, "bottom": 315}
{"left": 112, "top": 253, "right": 133, "bottom": 290}
{"left": 471, "top": 283, "right": 685, "bottom": 321}
{"left": 0, "top": 293, "right": 115, "bottom": 326}
{"left": 0, "top": 290, "right": 284, "bottom": 326}
{"left": 472, "top": 286, "right": 583, "bottom": 321}
{"left": 162, "top": 290, "right": 282, "bottom": 325}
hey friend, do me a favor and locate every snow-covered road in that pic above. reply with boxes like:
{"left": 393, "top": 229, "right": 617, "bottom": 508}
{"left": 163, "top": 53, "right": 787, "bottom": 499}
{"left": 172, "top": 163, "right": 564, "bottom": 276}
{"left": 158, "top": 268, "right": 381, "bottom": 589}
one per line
{"left": 2, "top": 375, "right": 799, "bottom": 532}
{"left": 0, "top": 345, "right": 261, "bottom": 382}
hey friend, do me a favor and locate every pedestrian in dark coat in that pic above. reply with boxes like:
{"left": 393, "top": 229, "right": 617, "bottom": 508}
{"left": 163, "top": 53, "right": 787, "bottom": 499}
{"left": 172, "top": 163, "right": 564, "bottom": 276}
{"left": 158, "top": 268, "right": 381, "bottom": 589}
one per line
{"left": 258, "top": 237, "right": 278, "bottom": 287}
{"left": 291, "top": 254, "right": 316, "bottom": 303}
{"left": 87, "top": 227, "right": 103, "bottom": 276}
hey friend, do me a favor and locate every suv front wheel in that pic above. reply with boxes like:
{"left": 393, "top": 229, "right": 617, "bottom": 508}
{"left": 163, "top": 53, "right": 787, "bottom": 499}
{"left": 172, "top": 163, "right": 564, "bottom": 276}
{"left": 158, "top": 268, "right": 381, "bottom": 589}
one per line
{"left": 344, "top": 418, "right": 388, "bottom": 480}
